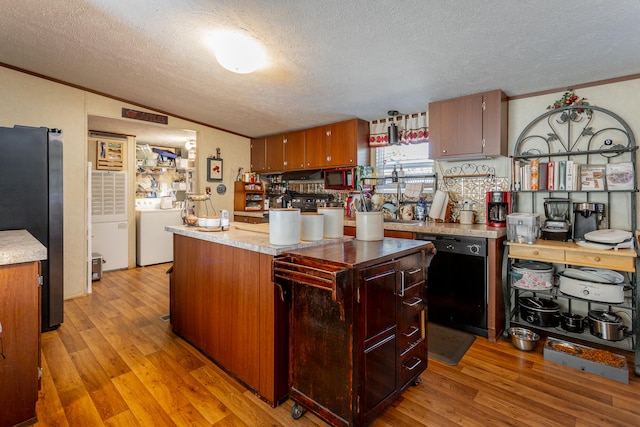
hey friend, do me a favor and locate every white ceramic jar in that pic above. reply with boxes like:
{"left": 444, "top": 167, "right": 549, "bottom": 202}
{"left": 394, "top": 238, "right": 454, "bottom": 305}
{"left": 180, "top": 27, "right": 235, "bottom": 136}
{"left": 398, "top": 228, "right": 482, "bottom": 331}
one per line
{"left": 269, "top": 208, "right": 301, "bottom": 245}
{"left": 300, "top": 212, "right": 324, "bottom": 241}
{"left": 355, "top": 211, "right": 384, "bottom": 241}
{"left": 317, "top": 207, "right": 344, "bottom": 238}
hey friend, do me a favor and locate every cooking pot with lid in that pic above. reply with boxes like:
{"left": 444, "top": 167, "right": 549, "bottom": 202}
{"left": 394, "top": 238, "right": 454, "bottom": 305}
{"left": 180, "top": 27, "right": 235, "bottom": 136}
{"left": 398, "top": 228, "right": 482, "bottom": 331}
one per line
{"left": 587, "top": 310, "right": 627, "bottom": 341}
{"left": 518, "top": 296, "right": 560, "bottom": 327}
{"left": 511, "top": 261, "right": 554, "bottom": 290}
{"left": 558, "top": 268, "right": 626, "bottom": 304}
{"left": 559, "top": 312, "right": 584, "bottom": 333}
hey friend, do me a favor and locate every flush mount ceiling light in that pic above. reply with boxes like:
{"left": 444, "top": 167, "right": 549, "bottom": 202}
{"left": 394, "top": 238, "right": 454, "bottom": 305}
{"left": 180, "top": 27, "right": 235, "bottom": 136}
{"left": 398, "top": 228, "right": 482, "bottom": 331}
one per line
{"left": 209, "top": 30, "right": 267, "bottom": 74}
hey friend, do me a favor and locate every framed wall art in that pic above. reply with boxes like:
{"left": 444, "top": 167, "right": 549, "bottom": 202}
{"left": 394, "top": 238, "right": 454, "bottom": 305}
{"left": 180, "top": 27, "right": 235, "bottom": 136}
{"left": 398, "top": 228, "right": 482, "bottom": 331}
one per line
{"left": 207, "top": 157, "right": 223, "bottom": 181}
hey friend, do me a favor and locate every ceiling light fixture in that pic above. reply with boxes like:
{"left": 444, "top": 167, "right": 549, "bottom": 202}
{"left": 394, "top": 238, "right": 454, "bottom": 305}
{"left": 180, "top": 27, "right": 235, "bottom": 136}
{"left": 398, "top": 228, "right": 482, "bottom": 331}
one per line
{"left": 185, "top": 139, "right": 196, "bottom": 150}
{"left": 387, "top": 110, "right": 400, "bottom": 145}
{"left": 210, "top": 30, "right": 267, "bottom": 74}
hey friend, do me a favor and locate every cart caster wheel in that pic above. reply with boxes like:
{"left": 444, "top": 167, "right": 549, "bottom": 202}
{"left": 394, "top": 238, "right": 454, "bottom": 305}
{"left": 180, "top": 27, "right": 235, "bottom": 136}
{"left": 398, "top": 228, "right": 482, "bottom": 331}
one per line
{"left": 413, "top": 377, "right": 422, "bottom": 386}
{"left": 291, "top": 403, "right": 304, "bottom": 420}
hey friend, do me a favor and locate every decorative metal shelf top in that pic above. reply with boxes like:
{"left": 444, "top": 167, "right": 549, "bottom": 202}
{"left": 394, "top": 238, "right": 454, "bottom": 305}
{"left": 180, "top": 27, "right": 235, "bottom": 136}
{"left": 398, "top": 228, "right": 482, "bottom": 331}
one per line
{"left": 513, "top": 105, "right": 637, "bottom": 160}
{"left": 443, "top": 163, "right": 496, "bottom": 179}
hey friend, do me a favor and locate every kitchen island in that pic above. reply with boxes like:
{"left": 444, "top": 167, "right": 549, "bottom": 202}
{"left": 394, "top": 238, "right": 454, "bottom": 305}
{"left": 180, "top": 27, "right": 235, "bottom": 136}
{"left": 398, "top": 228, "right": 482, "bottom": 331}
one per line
{"left": 165, "top": 223, "right": 351, "bottom": 407}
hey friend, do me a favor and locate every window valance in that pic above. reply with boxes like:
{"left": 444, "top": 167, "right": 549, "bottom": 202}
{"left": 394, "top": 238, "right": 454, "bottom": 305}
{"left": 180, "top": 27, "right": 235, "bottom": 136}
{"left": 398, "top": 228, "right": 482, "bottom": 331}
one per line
{"left": 369, "top": 112, "right": 429, "bottom": 147}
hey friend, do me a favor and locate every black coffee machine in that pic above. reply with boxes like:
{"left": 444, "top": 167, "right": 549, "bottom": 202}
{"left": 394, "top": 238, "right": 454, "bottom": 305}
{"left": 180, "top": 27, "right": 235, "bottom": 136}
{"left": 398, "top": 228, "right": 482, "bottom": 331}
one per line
{"left": 572, "top": 202, "right": 606, "bottom": 241}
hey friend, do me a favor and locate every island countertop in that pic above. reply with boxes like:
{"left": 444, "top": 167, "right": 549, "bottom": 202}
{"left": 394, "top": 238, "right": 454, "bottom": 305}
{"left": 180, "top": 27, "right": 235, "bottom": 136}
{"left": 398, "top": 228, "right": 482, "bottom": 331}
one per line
{"left": 166, "top": 223, "right": 351, "bottom": 256}
{"left": 0, "top": 229, "right": 47, "bottom": 266}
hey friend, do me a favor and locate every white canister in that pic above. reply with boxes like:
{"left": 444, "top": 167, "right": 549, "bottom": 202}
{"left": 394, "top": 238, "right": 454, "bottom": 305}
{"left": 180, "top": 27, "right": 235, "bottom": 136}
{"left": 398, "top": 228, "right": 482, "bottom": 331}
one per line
{"left": 459, "top": 210, "right": 474, "bottom": 224}
{"left": 356, "top": 211, "right": 384, "bottom": 241}
{"left": 317, "top": 207, "right": 344, "bottom": 238}
{"left": 300, "top": 212, "right": 324, "bottom": 241}
{"left": 269, "top": 208, "right": 301, "bottom": 245}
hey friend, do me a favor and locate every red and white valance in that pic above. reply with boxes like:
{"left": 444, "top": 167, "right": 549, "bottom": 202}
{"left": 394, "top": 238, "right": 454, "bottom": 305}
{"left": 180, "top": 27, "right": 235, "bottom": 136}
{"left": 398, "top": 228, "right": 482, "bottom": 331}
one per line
{"left": 369, "top": 112, "right": 429, "bottom": 147}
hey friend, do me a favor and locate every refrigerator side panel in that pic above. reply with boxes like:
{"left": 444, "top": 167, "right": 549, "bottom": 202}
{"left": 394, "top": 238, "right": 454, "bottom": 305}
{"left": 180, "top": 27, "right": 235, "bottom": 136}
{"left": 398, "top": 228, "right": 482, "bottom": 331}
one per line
{"left": 47, "top": 129, "right": 64, "bottom": 329}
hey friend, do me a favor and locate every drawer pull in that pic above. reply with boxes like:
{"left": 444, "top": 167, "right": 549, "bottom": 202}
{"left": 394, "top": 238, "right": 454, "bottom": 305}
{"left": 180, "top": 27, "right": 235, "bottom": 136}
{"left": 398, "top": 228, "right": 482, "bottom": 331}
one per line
{"left": 402, "top": 326, "right": 419, "bottom": 338}
{"left": 407, "top": 268, "right": 422, "bottom": 276}
{"left": 402, "top": 357, "right": 422, "bottom": 371}
{"left": 533, "top": 250, "right": 539, "bottom": 255}
{"left": 403, "top": 297, "right": 423, "bottom": 307}
{"left": 594, "top": 256, "right": 601, "bottom": 262}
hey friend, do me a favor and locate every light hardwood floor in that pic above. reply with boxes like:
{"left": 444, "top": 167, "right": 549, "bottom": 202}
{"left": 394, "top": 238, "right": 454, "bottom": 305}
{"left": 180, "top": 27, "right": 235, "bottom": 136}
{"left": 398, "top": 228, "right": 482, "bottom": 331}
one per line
{"left": 33, "top": 263, "right": 640, "bottom": 426}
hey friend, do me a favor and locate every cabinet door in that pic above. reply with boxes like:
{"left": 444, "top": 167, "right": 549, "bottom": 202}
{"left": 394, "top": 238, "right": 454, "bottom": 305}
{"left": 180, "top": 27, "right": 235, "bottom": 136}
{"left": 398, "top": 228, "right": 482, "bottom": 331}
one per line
{"left": 250, "top": 137, "right": 266, "bottom": 172}
{"left": 326, "top": 120, "right": 357, "bottom": 167}
{"left": 265, "top": 134, "right": 284, "bottom": 172}
{"left": 284, "top": 130, "right": 305, "bottom": 170}
{"left": 361, "top": 260, "right": 398, "bottom": 415}
{"left": 304, "top": 126, "right": 328, "bottom": 168}
{"left": 0, "top": 262, "right": 40, "bottom": 427}
{"left": 439, "top": 94, "right": 484, "bottom": 158}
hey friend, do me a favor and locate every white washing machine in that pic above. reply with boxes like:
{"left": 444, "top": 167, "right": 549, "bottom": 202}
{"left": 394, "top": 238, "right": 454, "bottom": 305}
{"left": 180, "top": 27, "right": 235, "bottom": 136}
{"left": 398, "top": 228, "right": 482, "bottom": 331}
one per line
{"left": 135, "top": 198, "right": 183, "bottom": 266}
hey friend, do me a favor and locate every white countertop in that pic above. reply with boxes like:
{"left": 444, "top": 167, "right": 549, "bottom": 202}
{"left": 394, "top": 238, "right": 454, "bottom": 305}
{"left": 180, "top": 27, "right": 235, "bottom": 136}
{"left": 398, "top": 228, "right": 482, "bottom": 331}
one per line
{"left": 166, "top": 223, "right": 351, "bottom": 256}
{"left": 0, "top": 230, "right": 47, "bottom": 266}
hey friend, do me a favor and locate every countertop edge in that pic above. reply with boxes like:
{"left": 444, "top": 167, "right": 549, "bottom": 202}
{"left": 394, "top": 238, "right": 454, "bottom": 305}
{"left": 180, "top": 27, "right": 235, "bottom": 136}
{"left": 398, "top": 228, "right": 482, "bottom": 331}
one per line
{"left": 0, "top": 229, "right": 47, "bottom": 266}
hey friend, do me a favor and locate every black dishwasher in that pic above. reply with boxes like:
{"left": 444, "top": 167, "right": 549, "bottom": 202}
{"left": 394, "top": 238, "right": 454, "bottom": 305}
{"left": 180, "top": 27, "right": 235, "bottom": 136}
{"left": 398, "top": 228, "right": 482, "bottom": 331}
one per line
{"left": 416, "top": 234, "right": 488, "bottom": 337}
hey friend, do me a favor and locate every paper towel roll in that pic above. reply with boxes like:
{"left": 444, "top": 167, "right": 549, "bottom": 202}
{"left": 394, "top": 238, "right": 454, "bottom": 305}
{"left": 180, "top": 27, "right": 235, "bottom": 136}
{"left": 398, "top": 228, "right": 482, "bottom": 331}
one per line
{"left": 317, "top": 207, "right": 344, "bottom": 238}
{"left": 429, "top": 190, "right": 448, "bottom": 221}
{"left": 300, "top": 212, "right": 324, "bottom": 241}
{"left": 269, "top": 208, "right": 300, "bottom": 245}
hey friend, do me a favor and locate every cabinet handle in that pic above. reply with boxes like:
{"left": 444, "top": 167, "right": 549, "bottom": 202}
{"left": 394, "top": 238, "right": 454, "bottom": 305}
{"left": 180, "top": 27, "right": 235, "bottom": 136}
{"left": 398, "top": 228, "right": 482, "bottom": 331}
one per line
{"left": 442, "top": 149, "right": 447, "bottom": 154}
{"left": 402, "top": 326, "right": 419, "bottom": 338}
{"left": 402, "top": 357, "right": 422, "bottom": 371}
{"left": 403, "top": 297, "right": 422, "bottom": 307}
{"left": 407, "top": 268, "right": 422, "bottom": 276}
{"left": 533, "top": 250, "right": 539, "bottom": 255}
{"left": 399, "top": 270, "right": 406, "bottom": 297}
{"left": 594, "top": 256, "right": 601, "bottom": 262}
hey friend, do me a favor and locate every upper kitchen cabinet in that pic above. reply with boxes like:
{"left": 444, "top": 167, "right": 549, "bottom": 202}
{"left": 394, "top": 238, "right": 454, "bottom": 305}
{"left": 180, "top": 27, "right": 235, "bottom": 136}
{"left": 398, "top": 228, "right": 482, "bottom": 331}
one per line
{"left": 283, "top": 130, "right": 305, "bottom": 170}
{"left": 305, "top": 119, "right": 370, "bottom": 168}
{"left": 265, "top": 134, "right": 285, "bottom": 172}
{"left": 250, "top": 137, "right": 267, "bottom": 173}
{"left": 428, "top": 89, "right": 508, "bottom": 160}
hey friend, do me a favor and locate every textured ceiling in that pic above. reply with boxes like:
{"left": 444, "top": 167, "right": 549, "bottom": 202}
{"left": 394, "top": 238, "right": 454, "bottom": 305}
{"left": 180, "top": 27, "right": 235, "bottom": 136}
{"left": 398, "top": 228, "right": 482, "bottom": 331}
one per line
{"left": 2, "top": 0, "right": 640, "bottom": 145}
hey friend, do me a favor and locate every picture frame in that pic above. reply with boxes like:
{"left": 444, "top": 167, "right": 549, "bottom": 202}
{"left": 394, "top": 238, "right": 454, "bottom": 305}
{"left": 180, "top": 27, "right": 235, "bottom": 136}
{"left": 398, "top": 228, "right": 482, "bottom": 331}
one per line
{"left": 605, "top": 162, "right": 635, "bottom": 190}
{"left": 207, "top": 157, "right": 223, "bottom": 181}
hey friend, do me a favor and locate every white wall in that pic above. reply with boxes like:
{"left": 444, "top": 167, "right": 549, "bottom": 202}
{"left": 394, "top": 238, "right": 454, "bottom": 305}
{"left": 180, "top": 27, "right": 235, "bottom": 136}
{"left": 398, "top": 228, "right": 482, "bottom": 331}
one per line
{"left": 0, "top": 66, "right": 250, "bottom": 300}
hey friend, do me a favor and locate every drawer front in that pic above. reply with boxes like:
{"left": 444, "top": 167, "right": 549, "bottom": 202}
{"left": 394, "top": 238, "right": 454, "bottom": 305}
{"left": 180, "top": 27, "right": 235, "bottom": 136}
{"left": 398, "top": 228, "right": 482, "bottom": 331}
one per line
{"left": 399, "top": 252, "right": 424, "bottom": 286}
{"left": 399, "top": 342, "right": 427, "bottom": 388}
{"left": 399, "top": 307, "right": 425, "bottom": 355}
{"left": 509, "top": 245, "right": 565, "bottom": 263}
{"left": 565, "top": 251, "right": 635, "bottom": 272}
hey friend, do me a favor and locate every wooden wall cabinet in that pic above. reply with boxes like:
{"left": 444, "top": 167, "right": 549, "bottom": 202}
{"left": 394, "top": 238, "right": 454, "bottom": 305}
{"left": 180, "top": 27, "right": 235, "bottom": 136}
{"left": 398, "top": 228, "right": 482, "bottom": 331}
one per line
{"left": 428, "top": 89, "right": 508, "bottom": 160}
{"left": 233, "top": 181, "right": 265, "bottom": 211}
{"left": 305, "top": 119, "right": 370, "bottom": 169}
{"left": 0, "top": 261, "right": 40, "bottom": 427}
{"left": 250, "top": 118, "right": 370, "bottom": 173}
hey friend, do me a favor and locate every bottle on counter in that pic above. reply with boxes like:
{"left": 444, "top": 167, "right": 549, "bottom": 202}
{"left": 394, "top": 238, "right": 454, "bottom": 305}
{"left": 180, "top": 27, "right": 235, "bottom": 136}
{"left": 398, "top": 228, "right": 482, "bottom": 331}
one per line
{"left": 391, "top": 165, "right": 398, "bottom": 183}
{"left": 398, "top": 165, "right": 405, "bottom": 183}
{"left": 416, "top": 196, "right": 426, "bottom": 221}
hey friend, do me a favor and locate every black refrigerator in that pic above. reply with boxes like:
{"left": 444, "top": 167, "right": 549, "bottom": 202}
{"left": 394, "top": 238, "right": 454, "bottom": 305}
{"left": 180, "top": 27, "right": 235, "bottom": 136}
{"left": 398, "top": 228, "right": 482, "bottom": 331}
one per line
{"left": 0, "top": 125, "right": 64, "bottom": 331}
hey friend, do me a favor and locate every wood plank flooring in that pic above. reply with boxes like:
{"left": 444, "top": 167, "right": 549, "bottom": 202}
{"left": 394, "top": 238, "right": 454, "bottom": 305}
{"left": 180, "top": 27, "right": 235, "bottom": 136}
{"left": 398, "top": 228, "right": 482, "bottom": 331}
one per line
{"left": 33, "top": 263, "right": 640, "bottom": 426}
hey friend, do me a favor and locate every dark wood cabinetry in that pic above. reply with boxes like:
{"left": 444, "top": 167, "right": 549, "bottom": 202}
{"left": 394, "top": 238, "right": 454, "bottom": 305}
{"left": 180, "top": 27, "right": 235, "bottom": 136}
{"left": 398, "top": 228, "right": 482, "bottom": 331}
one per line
{"left": 428, "top": 89, "right": 507, "bottom": 160}
{"left": 274, "top": 239, "right": 434, "bottom": 426}
{"left": 250, "top": 118, "right": 370, "bottom": 173}
{"left": 0, "top": 261, "right": 40, "bottom": 427}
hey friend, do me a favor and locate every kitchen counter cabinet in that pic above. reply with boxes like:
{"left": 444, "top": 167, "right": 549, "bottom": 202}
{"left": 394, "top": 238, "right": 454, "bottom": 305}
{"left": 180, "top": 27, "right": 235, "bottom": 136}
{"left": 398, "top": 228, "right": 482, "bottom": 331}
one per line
{"left": 274, "top": 239, "right": 434, "bottom": 426}
{"left": 428, "top": 89, "right": 507, "bottom": 160}
{"left": 166, "top": 224, "right": 351, "bottom": 406}
{"left": 0, "top": 230, "right": 46, "bottom": 427}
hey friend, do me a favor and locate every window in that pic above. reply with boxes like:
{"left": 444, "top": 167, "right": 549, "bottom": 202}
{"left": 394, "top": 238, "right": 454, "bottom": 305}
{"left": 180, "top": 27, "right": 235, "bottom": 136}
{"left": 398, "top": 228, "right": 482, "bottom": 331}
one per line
{"left": 374, "top": 144, "right": 435, "bottom": 194}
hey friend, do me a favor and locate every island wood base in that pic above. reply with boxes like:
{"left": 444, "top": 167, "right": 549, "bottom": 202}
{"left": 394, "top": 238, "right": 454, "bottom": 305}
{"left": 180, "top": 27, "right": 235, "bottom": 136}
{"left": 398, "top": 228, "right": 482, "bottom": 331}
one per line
{"left": 169, "top": 234, "right": 289, "bottom": 406}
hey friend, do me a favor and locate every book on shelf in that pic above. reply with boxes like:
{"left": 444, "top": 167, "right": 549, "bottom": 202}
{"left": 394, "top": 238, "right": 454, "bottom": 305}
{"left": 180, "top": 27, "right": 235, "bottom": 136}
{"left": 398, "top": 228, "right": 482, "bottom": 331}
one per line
{"left": 557, "top": 160, "right": 567, "bottom": 190}
{"left": 538, "top": 162, "right": 548, "bottom": 190}
{"left": 529, "top": 160, "right": 539, "bottom": 191}
{"left": 547, "top": 161, "right": 555, "bottom": 191}
{"left": 580, "top": 164, "right": 606, "bottom": 190}
{"left": 605, "top": 162, "right": 635, "bottom": 190}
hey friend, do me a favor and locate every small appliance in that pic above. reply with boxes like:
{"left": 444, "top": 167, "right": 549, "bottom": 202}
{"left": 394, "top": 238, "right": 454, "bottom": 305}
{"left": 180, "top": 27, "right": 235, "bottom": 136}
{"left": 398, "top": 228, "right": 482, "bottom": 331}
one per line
{"left": 506, "top": 213, "right": 540, "bottom": 244}
{"left": 324, "top": 167, "right": 357, "bottom": 190}
{"left": 572, "top": 202, "right": 606, "bottom": 241}
{"left": 486, "top": 191, "right": 511, "bottom": 227}
{"left": 541, "top": 198, "right": 571, "bottom": 241}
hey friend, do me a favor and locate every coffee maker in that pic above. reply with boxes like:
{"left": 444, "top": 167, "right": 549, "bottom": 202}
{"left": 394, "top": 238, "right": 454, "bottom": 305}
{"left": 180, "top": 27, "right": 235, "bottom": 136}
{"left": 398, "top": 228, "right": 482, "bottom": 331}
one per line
{"left": 541, "top": 198, "right": 571, "bottom": 241}
{"left": 572, "top": 202, "right": 606, "bottom": 241}
{"left": 486, "top": 191, "right": 511, "bottom": 227}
